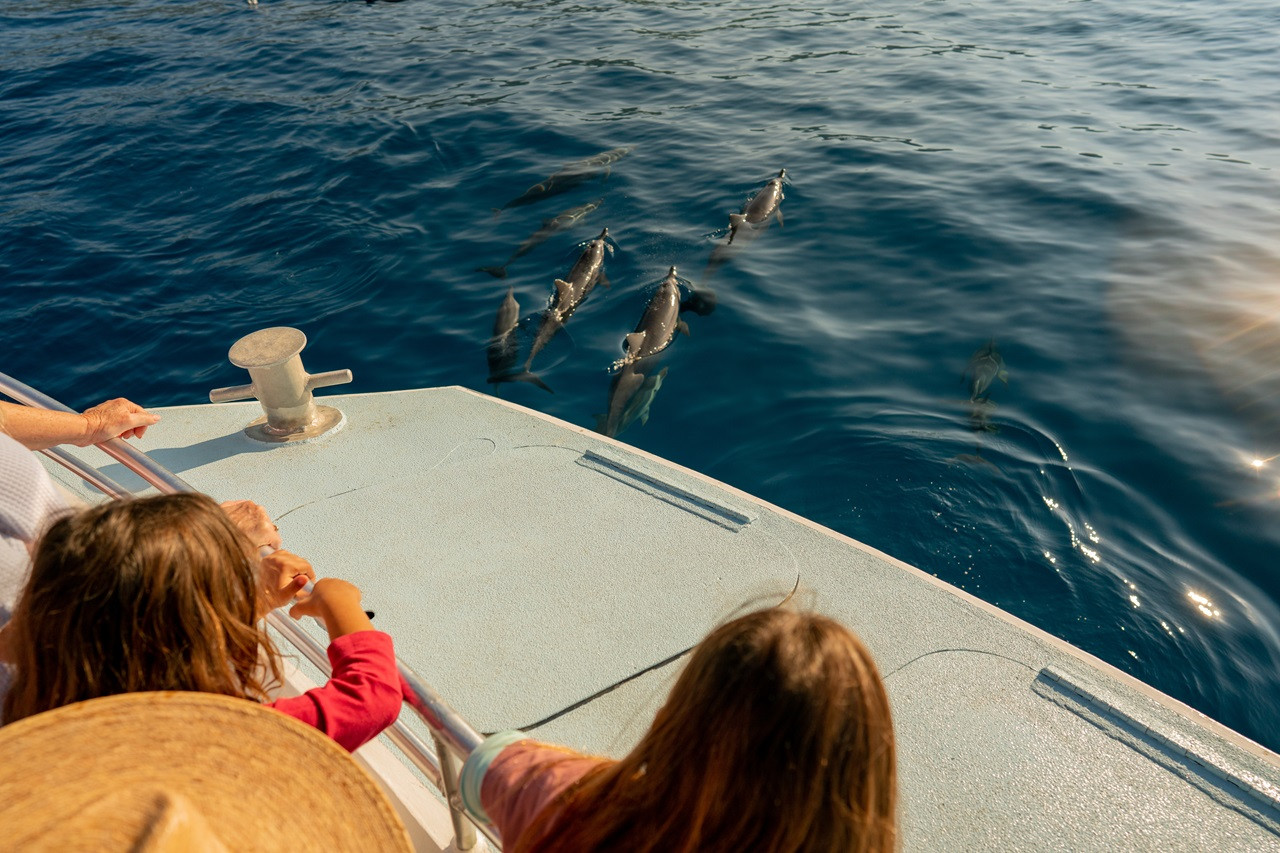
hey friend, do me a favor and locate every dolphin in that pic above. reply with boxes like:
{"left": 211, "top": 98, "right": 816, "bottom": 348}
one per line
{"left": 561, "top": 226, "right": 613, "bottom": 300}
{"left": 480, "top": 199, "right": 603, "bottom": 279}
{"left": 728, "top": 168, "right": 786, "bottom": 245}
{"left": 525, "top": 227, "right": 613, "bottom": 369}
{"left": 484, "top": 287, "right": 552, "bottom": 393}
{"left": 597, "top": 362, "right": 668, "bottom": 438}
{"left": 964, "top": 339, "right": 1008, "bottom": 402}
{"left": 624, "top": 267, "right": 692, "bottom": 361}
{"left": 495, "top": 147, "right": 632, "bottom": 213}
{"left": 597, "top": 267, "right": 705, "bottom": 437}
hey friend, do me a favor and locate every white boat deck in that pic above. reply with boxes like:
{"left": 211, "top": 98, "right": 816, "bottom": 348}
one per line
{"left": 42, "top": 386, "right": 1280, "bottom": 850}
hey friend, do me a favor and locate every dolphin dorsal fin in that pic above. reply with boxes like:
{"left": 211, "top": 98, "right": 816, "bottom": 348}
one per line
{"left": 623, "top": 331, "right": 647, "bottom": 354}
{"left": 554, "top": 278, "right": 574, "bottom": 303}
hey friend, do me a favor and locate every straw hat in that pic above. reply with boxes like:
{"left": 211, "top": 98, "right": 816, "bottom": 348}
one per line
{"left": 0, "top": 691, "right": 412, "bottom": 852}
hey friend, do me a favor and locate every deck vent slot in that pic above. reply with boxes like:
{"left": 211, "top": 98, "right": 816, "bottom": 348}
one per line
{"left": 577, "top": 449, "right": 754, "bottom": 531}
{"left": 1035, "top": 666, "right": 1280, "bottom": 833}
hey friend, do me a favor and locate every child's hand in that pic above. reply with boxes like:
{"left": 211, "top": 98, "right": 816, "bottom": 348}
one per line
{"left": 260, "top": 550, "right": 315, "bottom": 612}
{"left": 289, "top": 577, "right": 375, "bottom": 641}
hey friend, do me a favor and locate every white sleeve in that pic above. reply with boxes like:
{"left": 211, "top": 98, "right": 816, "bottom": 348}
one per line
{"left": 0, "top": 433, "right": 69, "bottom": 619}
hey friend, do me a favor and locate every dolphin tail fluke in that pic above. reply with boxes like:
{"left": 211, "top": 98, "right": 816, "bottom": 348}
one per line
{"left": 520, "top": 372, "right": 554, "bottom": 393}
{"left": 479, "top": 265, "right": 508, "bottom": 279}
{"left": 490, "top": 371, "right": 553, "bottom": 393}
{"left": 680, "top": 288, "right": 716, "bottom": 316}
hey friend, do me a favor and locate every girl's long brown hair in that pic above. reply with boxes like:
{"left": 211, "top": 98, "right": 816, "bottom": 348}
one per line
{"left": 514, "top": 608, "right": 898, "bottom": 853}
{"left": 3, "top": 493, "right": 280, "bottom": 724}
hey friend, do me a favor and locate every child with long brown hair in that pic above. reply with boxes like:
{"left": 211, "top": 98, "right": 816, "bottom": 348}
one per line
{"left": 0, "top": 493, "right": 402, "bottom": 752}
{"left": 460, "top": 607, "right": 898, "bottom": 853}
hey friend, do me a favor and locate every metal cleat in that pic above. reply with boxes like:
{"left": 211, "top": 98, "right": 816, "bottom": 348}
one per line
{"left": 209, "top": 327, "right": 351, "bottom": 443}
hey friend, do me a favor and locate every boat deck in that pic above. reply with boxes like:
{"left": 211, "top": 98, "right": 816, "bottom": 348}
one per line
{"left": 42, "top": 386, "right": 1280, "bottom": 850}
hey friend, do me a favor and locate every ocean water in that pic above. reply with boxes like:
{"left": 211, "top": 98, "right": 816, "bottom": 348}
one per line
{"left": 3, "top": 0, "right": 1279, "bottom": 751}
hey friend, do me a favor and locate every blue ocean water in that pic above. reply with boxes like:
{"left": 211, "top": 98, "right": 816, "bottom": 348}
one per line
{"left": 3, "top": 0, "right": 1279, "bottom": 750}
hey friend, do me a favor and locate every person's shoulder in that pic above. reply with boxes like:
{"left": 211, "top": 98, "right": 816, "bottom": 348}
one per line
{"left": 0, "top": 432, "right": 55, "bottom": 489}
{"left": 0, "top": 432, "right": 65, "bottom": 535}
{"left": 497, "top": 739, "right": 600, "bottom": 774}
{"left": 480, "top": 739, "right": 606, "bottom": 843}
{"left": 0, "top": 432, "right": 34, "bottom": 465}
{"left": 488, "top": 739, "right": 608, "bottom": 811}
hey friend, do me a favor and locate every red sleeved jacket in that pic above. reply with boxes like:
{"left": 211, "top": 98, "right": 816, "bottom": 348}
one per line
{"left": 269, "top": 630, "right": 402, "bottom": 752}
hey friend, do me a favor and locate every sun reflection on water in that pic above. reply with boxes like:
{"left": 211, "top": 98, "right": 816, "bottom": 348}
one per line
{"left": 1187, "top": 590, "right": 1221, "bottom": 620}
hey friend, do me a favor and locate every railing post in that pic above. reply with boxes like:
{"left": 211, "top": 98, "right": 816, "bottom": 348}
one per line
{"left": 433, "top": 733, "right": 478, "bottom": 851}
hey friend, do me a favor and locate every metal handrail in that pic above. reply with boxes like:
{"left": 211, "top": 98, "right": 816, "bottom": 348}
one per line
{"left": 0, "top": 373, "right": 195, "bottom": 495}
{"left": 40, "top": 446, "right": 131, "bottom": 499}
{"left": 1, "top": 372, "right": 496, "bottom": 851}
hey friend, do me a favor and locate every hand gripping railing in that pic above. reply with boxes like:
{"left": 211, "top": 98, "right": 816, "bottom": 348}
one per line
{"left": 0, "top": 371, "right": 496, "bottom": 851}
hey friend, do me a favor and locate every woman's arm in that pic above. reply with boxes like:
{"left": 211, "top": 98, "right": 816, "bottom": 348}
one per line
{"left": 0, "top": 399, "right": 159, "bottom": 450}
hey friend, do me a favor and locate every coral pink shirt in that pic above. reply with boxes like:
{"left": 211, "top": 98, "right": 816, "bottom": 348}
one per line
{"left": 268, "top": 630, "right": 401, "bottom": 752}
{"left": 481, "top": 740, "right": 609, "bottom": 846}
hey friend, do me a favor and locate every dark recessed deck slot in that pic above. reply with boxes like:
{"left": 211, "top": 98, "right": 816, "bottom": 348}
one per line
{"left": 577, "top": 449, "right": 755, "bottom": 531}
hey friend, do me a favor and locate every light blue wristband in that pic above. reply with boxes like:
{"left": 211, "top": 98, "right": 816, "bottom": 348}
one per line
{"left": 459, "top": 730, "right": 528, "bottom": 823}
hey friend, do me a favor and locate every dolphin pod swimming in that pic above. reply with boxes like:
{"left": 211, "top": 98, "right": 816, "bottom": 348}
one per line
{"left": 495, "top": 147, "right": 632, "bottom": 214}
{"left": 480, "top": 198, "right": 603, "bottom": 279}
{"left": 478, "top": 161, "right": 790, "bottom": 436}
{"left": 525, "top": 227, "right": 613, "bottom": 371}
